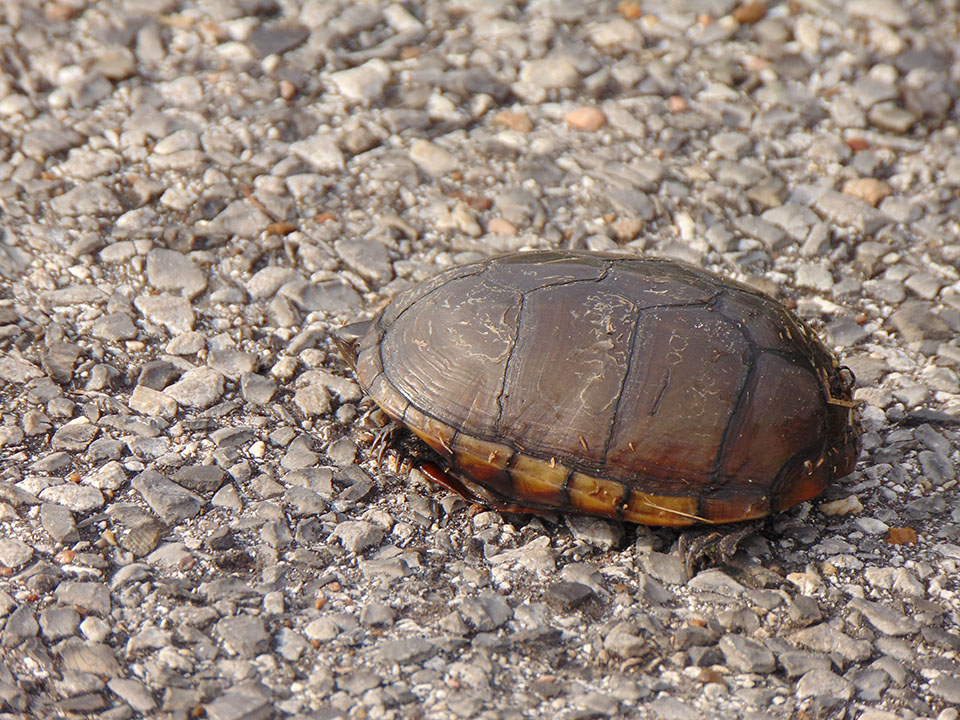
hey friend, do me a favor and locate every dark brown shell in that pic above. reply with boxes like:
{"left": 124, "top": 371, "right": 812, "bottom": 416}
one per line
{"left": 342, "top": 251, "right": 861, "bottom": 525}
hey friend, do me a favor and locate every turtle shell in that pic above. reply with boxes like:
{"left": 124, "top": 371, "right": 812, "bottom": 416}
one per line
{"left": 341, "top": 251, "right": 861, "bottom": 525}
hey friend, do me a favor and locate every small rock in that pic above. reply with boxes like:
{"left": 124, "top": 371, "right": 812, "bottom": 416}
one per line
{"left": 215, "top": 616, "right": 271, "bottom": 659}
{"left": 290, "top": 134, "right": 345, "bottom": 173}
{"left": 331, "top": 521, "right": 384, "bottom": 553}
{"left": 131, "top": 469, "right": 203, "bottom": 524}
{"left": 163, "top": 367, "right": 224, "bottom": 409}
{"left": 718, "top": 634, "right": 776, "bottom": 673}
{"left": 519, "top": 57, "right": 579, "bottom": 89}
{"left": 330, "top": 59, "right": 391, "bottom": 102}
{"left": 38, "top": 484, "right": 105, "bottom": 513}
{"left": 566, "top": 106, "right": 607, "bottom": 131}
{"left": 820, "top": 496, "right": 863, "bottom": 515}
{"left": 543, "top": 582, "right": 595, "bottom": 612}
{"left": 843, "top": 178, "right": 893, "bottom": 206}
{"left": 795, "top": 668, "right": 854, "bottom": 701}
{"left": 146, "top": 248, "right": 207, "bottom": 298}
{"left": 107, "top": 678, "right": 156, "bottom": 713}
{"left": 409, "top": 139, "right": 458, "bottom": 177}
{"left": 0, "top": 538, "right": 34, "bottom": 569}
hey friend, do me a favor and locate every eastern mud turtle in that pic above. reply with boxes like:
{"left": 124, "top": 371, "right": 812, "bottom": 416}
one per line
{"left": 338, "top": 251, "right": 861, "bottom": 525}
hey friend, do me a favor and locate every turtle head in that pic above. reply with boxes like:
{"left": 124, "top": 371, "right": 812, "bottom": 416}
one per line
{"left": 333, "top": 320, "right": 373, "bottom": 371}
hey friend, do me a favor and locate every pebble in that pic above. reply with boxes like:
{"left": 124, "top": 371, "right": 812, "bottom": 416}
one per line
{"left": 795, "top": 668, "right": 854, "bottom": 701}
{"left": 216, "top": 616, "right": 271, "bottom": 659}
{"left": 146, "top": 249, "right": 207, "bottom": 299}
{"left": 843, "top": 177, "right": 893, "bottom": 206}
{"left": 566, "top": 106, "right": 607, "bottom": 131}
{"left": 330, "top": 59, "right": 392, "bottom": 102}
{"left": 331, "top": 521, "right": 385, "bottom": 554}
{"left": 0, "top": 539, "right": 34, "bottom": 569}
{"left": 718, "top": 634, "right": 776, "bottom": 674}
{"left": 131, "top": 470, "right": 203, "bottom": 525}
{"left": 133, "top": 295, "right": 195, "bottom": 334}
{"left": 163, "top": 368, "right": 224, "bottom": 409}
{"left": 519, "top": 58, "right": 580, "bottom": 89}
{"left": 409, "top": 139, "right": 458, "bottom": 177}
{"left": 290, "top": 135, "right": 345, "bottom": 173}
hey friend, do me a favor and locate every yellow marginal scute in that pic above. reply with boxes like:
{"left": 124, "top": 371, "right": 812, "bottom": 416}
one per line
{"left": 404, "top": 405, "right": 457, "bottom": 459}
{"left": 567, "top": 472, "right": 625, "bottom": 518}
{"left": 623, "top": 490, "right": 701, "bottom": 526}
{"left": 508, "top": 454, "right": 569, "bottom": 507}
{"left": 451, "top": 435, "right": 512, "bottom": 472}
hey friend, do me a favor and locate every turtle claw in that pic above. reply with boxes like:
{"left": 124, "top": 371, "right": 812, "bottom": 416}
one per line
{"left": 677, "top": 523, "right": 759, "bottom": 579}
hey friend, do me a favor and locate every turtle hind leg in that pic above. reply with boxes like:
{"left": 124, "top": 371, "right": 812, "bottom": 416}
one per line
{"left": 417, "top": 462, "right": 551, "bottom": 517}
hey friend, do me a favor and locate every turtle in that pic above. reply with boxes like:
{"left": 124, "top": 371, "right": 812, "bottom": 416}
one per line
{"left": 336, "top": 251, "right": 861, "bottom": 526}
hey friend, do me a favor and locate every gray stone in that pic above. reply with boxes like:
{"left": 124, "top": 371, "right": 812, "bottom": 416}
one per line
{"left": 719, "top": 634, "right": 776, "bottom": 673}
{"left": 291, "top": 135, "right": 345, "bottom": 172}
{"left": 789, "top": 623, "right": 873, "bottom": 665}
{"left": 92, "top": 313, "right": 138, "bottom": 341}
{"left": 163, "top": 367, "right": 224, "bottom": 409}
{"left": 604, "top": 622, "right": 648, "bottom": 659}
{"left": 458, "top": 593, "right": 512, "bottom": 632}
{"left": 778, "top": 650, "right": 832, "bottom": 678}
{"left": 519, "top": 57, "right": 579, "bottom": 89}
{"left": 216, "top": 615, "right": 271, "bottom": 659}
{"left": 0, "top": 538, "right": 33, "bottom": 569}
{"left": 2, "top": 605, "right": 39, "bottom": 647}
{"left": 107, "top": 677, "right": 157, "bottom": 713}
{"left": 688, "top": 569, "right": 746, "bottom": 597}
{"left": 649, "top": 696, "right": 702, "bottom": 720}
{"left": 869, "top": 102, "right": 917, "bottom": 133}
{"left": 22, "top": 118, "right": 85, "bottom": 159}
{"left": 335, "top": 238, "right": 393, "bottom": 283}
{"left": 38, "top": 484, "right": 105, "bottom": 513}
{"left": 930, "top": 675, "right": 960, "bottom": 704}
{"left": 888, "top": 301, "right": 952, "bottom": 342}
{"left": 246, "top": 267, "right": 302, "bottom": 299}
{"left": 134, "top": 294, "right": 195, "bottom": 334}
{"left": 49, "top": 183, "right": 123, "bottom": 216}
{"left": 330, "top": 59, "right": 391, "bottom": 102}
{"left": 208, "top": 349, "right": 256, "bottom": 380}
{"left": 375, "top": 638, "right": 437, "bottom": 664}
{"left": 849, "top": 599, "right": 920, "bottom": 637}
{"left": 639, "top": 551, "right": 687, "bottom": 584}
{"left": 240, "top": 373, "right": 277, "bottom": 405}
{"left": 39, "top": 607, "right": 80, "bottom": 641}
{"left": 52, "top": 420, "right": 99, "bottom": 451}
{"left": 543, "top": 582, "right": 595, "bottom": 612}
{"left": 55, "top": 581, "right": 111, "bottom": 616}
{"left": 146, "top": 248, "right": 207, "bottom": 299}
{"left": 359, "top": 602, "right": 396, "bottom": 628}
{"left": 172, "top": 465, "right": 226, "bottom": 495}
{"left": 848, "top": 0, "right": 911, "bottom": 25}
{"left": 565, "top": 514, "right": 621, "bottom": 550}
{"left": 331, "top": 521, "right": 384, "bottom": 553}
{"left": 58, "top": 640, "right": 121, "bottom": 677}
{"left": 795, "top": 669, "right": 854, "bottom": 701}
{"left": 131, "top": 469, "right": 203, "bottom": 524}
{"left": 40, "top": 503, "right": 79, "bottom": 543}
{"left": 918, "top": 450, "right": 956, "bottom": 485}
{"left": 409, "top": 139, "right": 457, "bottom": 177}
{"left": 849, "top": 667, "right": 891, "bottom": 702}
{"left": 206, "top": 200, "right": 272, "bottom": 236}
{"left": 42, "top": 341, "right": 82, "bottom": 384}
{"left": 204, "top": 682, "right": 272, "bottom": 720}
{"left": 814, "top": 191, "right": 889, "bottom": 234}
{"left": 279, "top": 279, "right": 361, "bottom": 313}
